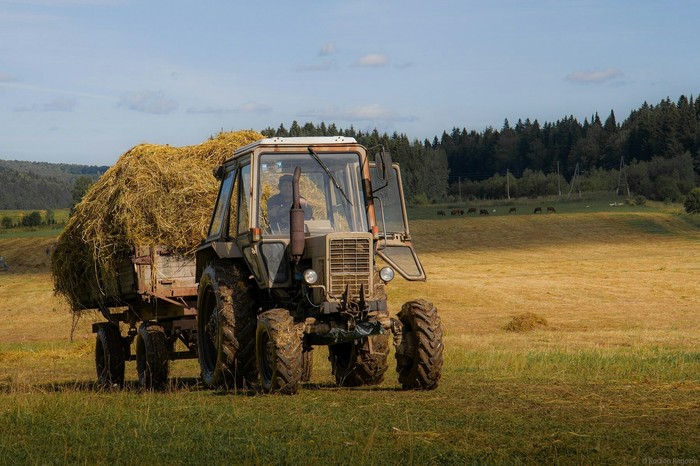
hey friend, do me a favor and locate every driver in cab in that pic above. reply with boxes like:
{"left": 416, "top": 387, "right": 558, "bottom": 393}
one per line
{"left": 267, "top": 174, "right": 312, "bottom": 231}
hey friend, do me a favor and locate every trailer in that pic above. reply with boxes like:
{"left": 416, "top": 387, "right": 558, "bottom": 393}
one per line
{"left": 91, "top": 245, "right": 198, "bottom": 389}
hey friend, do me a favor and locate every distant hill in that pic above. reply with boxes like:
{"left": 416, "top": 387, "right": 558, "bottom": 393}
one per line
{"left": 0, "top": 159, "right": 108, "bottom": 209}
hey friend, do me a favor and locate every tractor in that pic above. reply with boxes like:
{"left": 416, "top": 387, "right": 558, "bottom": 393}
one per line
{"left": 195, "top": 136, "right": 443, "bottom": 393}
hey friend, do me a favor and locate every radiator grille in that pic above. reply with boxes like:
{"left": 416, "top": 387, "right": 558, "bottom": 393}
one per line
{"left": 328, "top": 237, "right": 371, "bottom": 298}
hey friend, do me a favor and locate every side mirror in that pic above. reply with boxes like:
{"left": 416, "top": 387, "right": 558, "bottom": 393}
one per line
{"left": 213, "top": 165, "right": 224, "bottom": 181}
{"left": 375, "top": 147, "right": 393, "bottom": 182}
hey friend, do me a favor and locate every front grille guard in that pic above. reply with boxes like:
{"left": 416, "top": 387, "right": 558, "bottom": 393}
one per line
{"left": 327, "top": 237, "right": 372, "bottom": 300}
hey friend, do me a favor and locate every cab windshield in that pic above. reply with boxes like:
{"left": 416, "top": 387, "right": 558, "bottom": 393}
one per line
{"left": 259, "top": 152, "right": 368, "bottom": 236}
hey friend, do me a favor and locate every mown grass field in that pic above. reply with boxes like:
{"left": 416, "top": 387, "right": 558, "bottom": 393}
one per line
{"left": 1, "top": 200, "right": 699, "bottom": 464}
{"left": 0, "top": 208, "right": 70, "bottom": 225}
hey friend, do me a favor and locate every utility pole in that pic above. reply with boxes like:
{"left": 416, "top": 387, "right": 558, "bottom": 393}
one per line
{"left": 557, "top": 161, "right": 562, "bottom": 197}
{"left": 506, "top": 169, "right": 510, "bottom": 200}
{"left": 567, "top": 162, "right": 581, "bottom": 199}
{"left": 458, "top": 176, "right": 462, "bottom": 200}
{"left": 616, "top": 156, "right": 631, "bottom": 198}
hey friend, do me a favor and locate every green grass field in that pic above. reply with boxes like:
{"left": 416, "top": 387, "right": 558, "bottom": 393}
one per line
{"left": 0, "top": 208, "right": 70, "bottom": 225}
{"left": 0, "top": 209, "right": 70, "bottom": 241}
{"left": 1, "top": 200, "right": 699, "bottom": 464}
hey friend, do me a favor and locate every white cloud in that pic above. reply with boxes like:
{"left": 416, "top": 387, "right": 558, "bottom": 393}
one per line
{"left": 299, "top": 104, "right": 415, "bottom": 122}
{"left": 566, "top": 68, "right": 624, "bottom": 84}
{"left": 186, "top": 106, "right": 232, "bottom": 115}
{"left": 121, "top": 90, "right": 178, "bottom": 114}
{"left": 296, "top": 60, "right": 338, "bottom": 72}
{"left": 2, "top": 0, "right": 122, "bottom": 6}
{"left": 319, "top": 42, "right": 336, "bottom": 56}
{"left": 353, "top": 54, "right": 389, "bottom": 67}
{"left": 238, "top": 101, "right": 272, "bottom": 114}
{"left": 0, "top": 72, "right": 19, "bottom": 83}
{"left": 42, "top": 96, "right": 76, "bottom": 111}
{"left": 12, "top": 96, "right": 76, "bottom": 112}
{"left": 186, "top": 101, "right": 272, "bottom": 115}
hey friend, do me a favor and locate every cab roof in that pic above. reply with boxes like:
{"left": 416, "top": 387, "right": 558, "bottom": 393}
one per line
{"left": 233, "top": 136, "right": 359, "bottom": 157}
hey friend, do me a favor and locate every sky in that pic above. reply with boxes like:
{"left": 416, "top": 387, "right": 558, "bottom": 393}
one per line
{"left": 1, "top": 0, "right": 699, "bottom": 166}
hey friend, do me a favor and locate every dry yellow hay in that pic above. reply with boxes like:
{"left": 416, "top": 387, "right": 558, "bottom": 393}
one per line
{"left": 503, "top": 312, "right": 549, "bottom": 332}
{"left": 51, "top": 130, "right": 263, "bottom": 312}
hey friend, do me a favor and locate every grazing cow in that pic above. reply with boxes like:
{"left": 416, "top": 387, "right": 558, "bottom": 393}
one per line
{"left": 467, "top": 207, "right": 477, "bottom": 214}
{"left": 533, "top": 207, "right": 542, "bottom": 214}
{"left": 459, "top": 209, "right": 465, "bottom": 215}
{"left": 479, "top": 209, "right": 489, "bottom": 215}
{"left": 509, "top": 207, "right": 516, "bottom": 214}
{"left": 547, "top": 206, "right": 556, "bottom": 213}
{"left": 451, "top": 209, "right": 459, "bottom": 215}
{"left": 437, "top": 210, "right": 446, "bottom": 216}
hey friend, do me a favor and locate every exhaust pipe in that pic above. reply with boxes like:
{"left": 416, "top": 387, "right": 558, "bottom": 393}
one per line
{"left": 290, "top": 166, "right": 305, "bottom": 263}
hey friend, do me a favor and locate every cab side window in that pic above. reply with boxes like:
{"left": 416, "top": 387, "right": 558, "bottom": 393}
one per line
{"left": 236, "top": 164, "right": 252, "bottom": 236}
{"left": 227, "top": 170, "right": 239, "bottom": 238}
{"left": 208, "top": 169, "right": 236, "bottom": 239}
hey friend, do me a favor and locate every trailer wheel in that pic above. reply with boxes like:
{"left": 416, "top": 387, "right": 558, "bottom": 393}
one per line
{"left": 329, "top": 334, "right": 389, "bottom": 387}
{"left": 395, "top": 299, "right": 444, "bottom": 390}
{"left": 95, "top": 324, "right": 125, "bottom": 389}
{"left": 136, "top": 323, "right": 170, "bottom": 390}
{"left": 197, "top": 262, "right": 258, "bottom": 388}
{"left": 256, "top": 308, "right": 303, "bottom": 394}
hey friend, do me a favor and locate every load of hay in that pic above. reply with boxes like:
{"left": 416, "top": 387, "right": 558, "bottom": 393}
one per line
{"left": 52, "top": 130, "right": 264, "bottom": 312}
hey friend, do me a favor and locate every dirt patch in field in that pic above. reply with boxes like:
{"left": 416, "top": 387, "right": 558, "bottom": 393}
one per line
{"left": 504, "top": 312, "right": 549, "bottom": 332}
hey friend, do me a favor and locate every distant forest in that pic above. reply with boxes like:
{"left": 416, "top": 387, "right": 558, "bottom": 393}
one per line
{"left": 1, "top": 94, "right": 699, "bottom": 210}
{"left": 0, "top": 161, "right": 107, "bottom": 209}
{"left": 263, "top": 94, "right": 700, "bottom": 203}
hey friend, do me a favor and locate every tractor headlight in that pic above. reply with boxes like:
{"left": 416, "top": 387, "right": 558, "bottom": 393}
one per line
{"left": 303, "top": 269, "right": 319, "bottom": 285}
{"left": 379, "top": 267, "right": 395, "bottom": 283}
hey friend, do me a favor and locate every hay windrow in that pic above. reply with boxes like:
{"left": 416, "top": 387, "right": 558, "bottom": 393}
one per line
{"left": 51, "top": 130, "right": 264, "bottom": 312}
{"left": 504, "top": 312, "right": 549, "bottom": 332}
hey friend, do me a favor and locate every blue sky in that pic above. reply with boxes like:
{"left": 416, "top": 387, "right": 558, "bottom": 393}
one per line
{"left": 1, "top": 0, "right": 699, "bottom": 165}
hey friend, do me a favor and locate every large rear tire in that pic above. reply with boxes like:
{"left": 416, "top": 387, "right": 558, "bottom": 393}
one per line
{"left": 136, "top": 323, "right": 170, "bottom": 390}
{"left": 255, "top": 308, "right": 303, "bottom": 394}
{"left": 329, "top": 334, "right": 389, "bottom": 387}
{"left": 95, "top": 324, "right": 125, "bottom": 389}
{"left": 197, "top": 262, "right": 258, "bottom": 388}
{"left": 395, "top": 299, "right": 444, "bottom": 390}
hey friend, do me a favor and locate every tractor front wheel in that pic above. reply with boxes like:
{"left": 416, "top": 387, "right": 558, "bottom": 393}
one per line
{"left": 256, "top": 309, "right": 303, "bottom": 394}
{"left": 301, "top": 347, "right": 314, "bottom": 383}
{"left": 395, "top": 299, "right": 444, "bottom": 390}
{"left": 329, "top": 334, "right": 389, "bottom": 387}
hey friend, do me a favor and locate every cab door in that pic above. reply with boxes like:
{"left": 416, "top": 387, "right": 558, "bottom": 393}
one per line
{"left": 370, "top": 163, "right": 427, "bottom": 281}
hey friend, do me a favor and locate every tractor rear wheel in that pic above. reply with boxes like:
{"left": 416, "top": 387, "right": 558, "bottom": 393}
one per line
{"left": 95, "top": 324, "right": 125, "bottom": 389}
{"left": 395, "top": 299, "right": 444, "bottom": 390}
{"left": 136, "top": 323, "right": 170, "bottom": 390}
{"left": 255, "top": 308, "right": 303, "bottom": 394}
{"left": 329, "top": 334, "right": 389, "bottom": 387}
{"left": 197, "top": 261, "right": 258, "bottom": 389}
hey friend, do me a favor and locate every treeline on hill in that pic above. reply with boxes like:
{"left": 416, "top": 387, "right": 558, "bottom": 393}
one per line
{"left": 0, "top": 161, "right": 106, "bottom": 210}
{"left": 439, "top": 95, "right": 700, "bottom": 202}
{"left": 0, "top": 160, "right": 107, "bottom": 185}
{"left": 263, "top": 95, "right": 700, "bottom": 204}
{"left": 2, "top": 94, "right": 698, "bottom": 210}
{"left": 0, "top": 166, "right": 72, "bottom": 209}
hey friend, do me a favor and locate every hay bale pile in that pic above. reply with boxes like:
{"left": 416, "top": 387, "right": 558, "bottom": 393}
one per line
{"left": 52, "top": 130, "right": 263, "bottom": 312}
{"left": 503, "top": 312, "right": 549, "bottom": 332}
